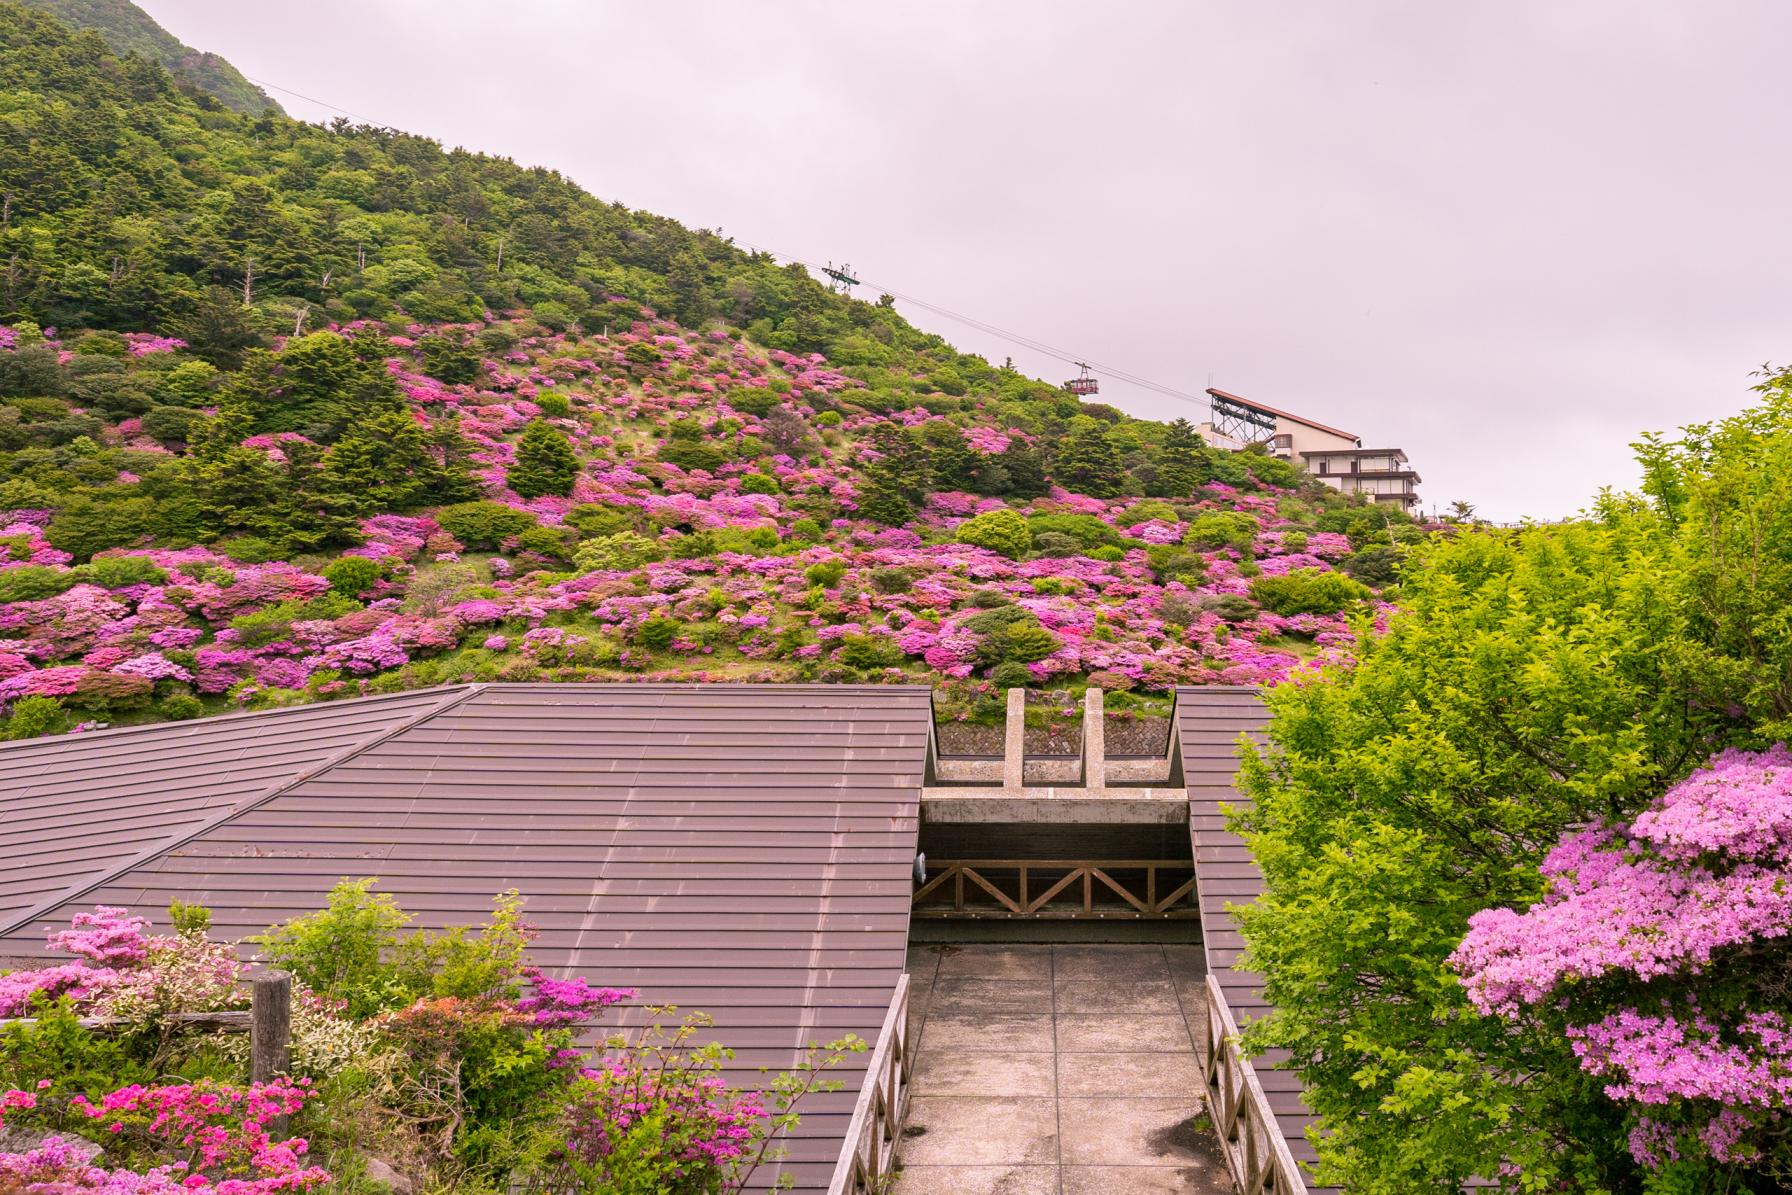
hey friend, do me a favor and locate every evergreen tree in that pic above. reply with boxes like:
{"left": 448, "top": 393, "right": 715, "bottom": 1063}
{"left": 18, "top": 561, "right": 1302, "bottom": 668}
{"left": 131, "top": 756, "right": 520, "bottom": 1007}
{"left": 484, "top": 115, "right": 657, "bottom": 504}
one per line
{"left": 1052, "top": 416, "right": 1124, "bottom": 498}
{"left": 510, "top": 419, "right": 579, "bottom": 499}
{"left": 997, "top": 442, "right": 1049, "bottom": 499}
{"left": 857, "top": 465, "right": 914, "bottom": 526}
{"left": 1150, "top": 422, "right": 1211, "bottom": 497}
{"left": 666, "top": 252, "right": 716, "bottom": 329}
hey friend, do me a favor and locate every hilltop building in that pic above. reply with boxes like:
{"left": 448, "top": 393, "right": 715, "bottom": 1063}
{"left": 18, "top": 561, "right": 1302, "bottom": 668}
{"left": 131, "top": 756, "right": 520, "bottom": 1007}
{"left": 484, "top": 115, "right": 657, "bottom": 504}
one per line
{"left": 1200, "top": 387, "right": 1422, "bottom": 513}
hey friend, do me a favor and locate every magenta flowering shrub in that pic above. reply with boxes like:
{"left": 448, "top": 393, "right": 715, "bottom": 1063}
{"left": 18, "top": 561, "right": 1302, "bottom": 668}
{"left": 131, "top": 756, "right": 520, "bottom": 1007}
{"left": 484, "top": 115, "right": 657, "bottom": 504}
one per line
{"left": 0, "top": 1078, "right": 327, "bottom": 1193}
{"left": 1451, "top": 748, "right": 1792, "bottom": 1178}
{"left": 0, "top": 906, "right": 243, "bottom": 1019}
{"left": 1, "top": 313, "right": 1402, "bottom": 738}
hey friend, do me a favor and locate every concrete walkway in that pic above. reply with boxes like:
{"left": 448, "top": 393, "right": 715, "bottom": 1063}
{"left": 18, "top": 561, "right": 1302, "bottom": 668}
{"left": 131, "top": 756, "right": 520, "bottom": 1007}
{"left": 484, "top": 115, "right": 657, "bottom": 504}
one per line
{"left": 894, "top": 943, "right": 1232, "bottom": 1194}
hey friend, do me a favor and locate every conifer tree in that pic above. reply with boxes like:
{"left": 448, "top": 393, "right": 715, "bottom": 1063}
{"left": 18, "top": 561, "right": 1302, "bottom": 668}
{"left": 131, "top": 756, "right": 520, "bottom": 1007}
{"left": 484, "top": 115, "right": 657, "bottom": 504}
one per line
{"left": 1052, "top": 416, "right": 1124, "bottom": 498}
{"left": 510, "top": 419, "right": 579, "bottom": 499}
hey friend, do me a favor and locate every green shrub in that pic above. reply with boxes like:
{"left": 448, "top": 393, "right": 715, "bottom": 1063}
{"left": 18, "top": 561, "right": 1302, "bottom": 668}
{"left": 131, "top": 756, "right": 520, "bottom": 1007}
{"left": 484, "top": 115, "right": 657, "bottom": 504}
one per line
{"left": 838, "top": 633, "right": 903, "bottom": 670}
{"left": 787, "top": 518, "right": 823, "bottom": 543}
{"left": 968, "top": 589, "right": 1011, "bottom": 610}
{"left": 417, "top": 333, "right": 485, "bottom": 385}
{"left": 638, "top": 615, "right": 680, "bottom": 650}
{"left": 563, "top": 503, "right": 635, "bottom": 539}
{"left": 158, "top": 693, "right": 204, "bottom": 721}
{"left": 1089, "top": 545, "right": 1125, "bottom": 562}
{"left": 1209, "top": 593, "right": 1258, "bottom": 623}
{"left": 870, "top": 566, "right": 915, "bottom": 594}
{"left": 1145, "top": 544, "right": 1205, "bottom": 585}
{"left": 1186, "top": 511, "right": 1259, "bottom": 553}
{"left": 513, "top": 525, "right": 574, "bottom": 562}
{"left": 964, "top": 605, "right": 1031, "bottom": 636}
{"left": 2, "top": 695, "right": 68, "bottom": 740}
{"left": 1003, "top": 621, "right": 1061, "bottom": 663}
{"left": 1122, "top": 499, "right": 1179, "bottom": 525}
{"left": 573, "top": 531, "right": 663, "bottom": 572}
{"left": 80, "top": 554, "right": 168, "bottom": 589}
{"left": 1249, "top": 568, "right": 1371, "bottom": 615}
{"left": 437, "top": 501, "right": 538, "bottom": 547}
{"left": 658, "top": 438, "right": 726, "bottom": 473}
{"left": 989, "top": 661, "right": 1034, "bottom": 687}
{"left": 1341, "top": 546, "right": 1401, "bottom": 587}
{"left": 738, "top": 472, "right": 780, "bottom": 495}
{"left": 815, "top": 410, "right": 843, "bottom": 428}
{"left": 1025, "top": 513, "right": 1120, "bottom": 551}
{"left": 727, "top": 388, "right": 780, "bottom": 417}
{"left": 221, "top": 536, "right": 283, "bottom": 563}
{"left": 534, "top": 391, "right": 570, "bottom": 417}
{"left": 804, "top": 560, "right": 846, "bottom": 588}
{"left": 0, "top": 566, "right": 79, "bottom": 603}
{"left": 955, "top": 509, "right": 1031, "bottom": 558}
{"left": 321, "top": 555, "right": 383, "bottom": 596}
{"left": 1281, "top": 530, "right": 1310, "bottom": 553}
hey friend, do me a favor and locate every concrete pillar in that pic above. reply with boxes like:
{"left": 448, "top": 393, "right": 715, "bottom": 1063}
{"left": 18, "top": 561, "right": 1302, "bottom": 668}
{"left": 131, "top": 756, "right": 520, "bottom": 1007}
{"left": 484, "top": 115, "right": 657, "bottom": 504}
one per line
{"left": 1083, "top": 686, "right": 1106, "bottom": 790}
{"left": 1002, "top": 687, "right": 1026, "bottom": 790}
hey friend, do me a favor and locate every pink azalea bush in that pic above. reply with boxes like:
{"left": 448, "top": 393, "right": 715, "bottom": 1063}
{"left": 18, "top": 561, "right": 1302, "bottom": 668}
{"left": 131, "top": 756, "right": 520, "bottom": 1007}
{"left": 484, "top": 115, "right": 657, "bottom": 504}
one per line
{"left": 1451, "top": 747, "right": 1792, "bottom": 1177}
{"left": 0, "top": 314, "right": 1407, "bottom": 738}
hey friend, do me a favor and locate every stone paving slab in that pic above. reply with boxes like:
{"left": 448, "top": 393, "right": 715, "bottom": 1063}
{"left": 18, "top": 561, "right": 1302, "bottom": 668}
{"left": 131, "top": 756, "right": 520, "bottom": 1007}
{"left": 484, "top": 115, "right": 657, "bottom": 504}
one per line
{"left": 894, "top": 944, "right": 1232, "bottom": 1194}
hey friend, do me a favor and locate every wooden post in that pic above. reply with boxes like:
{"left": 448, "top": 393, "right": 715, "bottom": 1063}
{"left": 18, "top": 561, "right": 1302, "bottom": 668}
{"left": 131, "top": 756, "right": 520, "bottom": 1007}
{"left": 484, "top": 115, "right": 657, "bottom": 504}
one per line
{"left": 251, "top": 970, "right": 292, "bottom": 1135}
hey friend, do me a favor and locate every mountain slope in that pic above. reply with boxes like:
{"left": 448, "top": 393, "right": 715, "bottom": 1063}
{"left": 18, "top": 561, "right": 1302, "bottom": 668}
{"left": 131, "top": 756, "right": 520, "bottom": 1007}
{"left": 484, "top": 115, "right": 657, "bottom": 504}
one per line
{"left": 22, "top": 0, "right": 280, "bottom": 114}
{"left": 0, "top": 3, "right": 1427, "bottom": 738}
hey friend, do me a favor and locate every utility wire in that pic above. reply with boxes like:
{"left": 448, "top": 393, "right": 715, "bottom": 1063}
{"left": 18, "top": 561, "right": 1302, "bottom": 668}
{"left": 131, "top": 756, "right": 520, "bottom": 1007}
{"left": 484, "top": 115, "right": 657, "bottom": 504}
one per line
{"left": 237, "top": 71, "right": 1215, "bottom": 413}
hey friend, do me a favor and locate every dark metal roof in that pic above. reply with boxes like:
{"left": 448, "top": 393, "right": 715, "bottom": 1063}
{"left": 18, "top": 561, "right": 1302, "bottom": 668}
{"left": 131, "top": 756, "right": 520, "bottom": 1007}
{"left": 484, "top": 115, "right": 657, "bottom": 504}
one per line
{"left": 0, "top": 687, "right": 465, "bottom": 933}
{"left": 0, "top": 683, "right": 932, "bottom": 1193}
{"left": 1177, "top": 686, "right": 1327, "bottom": 1185}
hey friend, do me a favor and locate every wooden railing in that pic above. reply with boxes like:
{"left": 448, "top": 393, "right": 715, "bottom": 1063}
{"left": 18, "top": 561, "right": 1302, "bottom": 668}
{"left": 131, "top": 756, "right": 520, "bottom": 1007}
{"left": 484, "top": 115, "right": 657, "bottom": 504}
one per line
{"left": 1202, "top": 972, "right": 1308, "bottom": 1195}
{"left": 827, "top": 973, "right": 912, "bottom": 1195}
{"left": 911, "top": 859, "right": 1198, "bottom": 918}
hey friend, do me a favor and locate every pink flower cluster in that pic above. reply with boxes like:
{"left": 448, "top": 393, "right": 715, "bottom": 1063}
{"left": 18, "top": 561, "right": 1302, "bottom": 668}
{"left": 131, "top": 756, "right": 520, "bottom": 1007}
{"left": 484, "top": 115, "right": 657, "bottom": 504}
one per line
{"left": 1452, "top": 747, "right": 1792, "bottom": 1170}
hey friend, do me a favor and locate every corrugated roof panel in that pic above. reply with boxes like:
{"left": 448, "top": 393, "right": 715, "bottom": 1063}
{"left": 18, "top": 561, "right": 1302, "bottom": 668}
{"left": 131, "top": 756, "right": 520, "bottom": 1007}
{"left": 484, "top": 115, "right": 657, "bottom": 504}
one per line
{"left": 0, "top": 683, "right": 929, "bottom": 1193}
{"left": 0, "top": 688, "right": 466, "bottom": 930}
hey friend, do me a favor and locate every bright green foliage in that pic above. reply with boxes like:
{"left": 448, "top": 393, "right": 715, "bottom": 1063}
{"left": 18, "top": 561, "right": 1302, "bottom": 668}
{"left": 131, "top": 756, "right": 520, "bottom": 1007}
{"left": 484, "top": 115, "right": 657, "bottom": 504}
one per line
{"left": 638, "top": 616, "right": 680, "bottom": 650}
{"left": 955, "top": 508, "right": 1031, "bottom": 558}
{"left": 573, "top": 531, "right": 663, "bottom": 572}
{"left": 436, "top": 501, "right": 537, "bottom": 548}
{"left": 738, "top": 471, "right": 780, "bottom": 495}
{"left": 1002, "top": 621, "right": 1061, "bottom": 663}
{"left": 509, "top": 420, "right": 579, "bottom": 499}
{"left": 1186, "top": 511, "right": 1260, "bottom": 553}
{"left": 1231, "top": 409, "right": 1792, "bottom": 1192}
{"left": 2, "top": 695, "right": 67, "bottom": 739}
{"left": 0, "top": 565, "right": 78, "bottom": 602}
{"left": 321, "top": 555, "right": 382, "bottom": 597}
{"left": 1638, "top": 365, "right": 1792, "bottom": 742}
{"left": 1248, "top": 568, "right": 1371, "bottom": 615}
{"left": 1237, "top": 520, "right": 1703, "bottom": 1188}
{"left": 804, "top": 560, "right": 847, "bottom": 588}
{"left": 79, "top": 554, "right": 166, "bottom": 588}
{"left": 1024, "top": 513, "right": 1120, "bottom": 551}
{"left": 838, "top": 633, "right": 903, "bottom": 670}
{"left": 251, "top": 878, "right": 413, "bottom": 1018}
{"left": 563, "top": 504, "right": 635, "bottom": 539}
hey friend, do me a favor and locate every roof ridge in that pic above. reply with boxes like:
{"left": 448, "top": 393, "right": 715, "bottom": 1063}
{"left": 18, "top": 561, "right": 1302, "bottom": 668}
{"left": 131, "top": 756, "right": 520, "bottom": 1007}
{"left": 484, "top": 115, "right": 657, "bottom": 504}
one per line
{"left": 0, "top": 683, "right": 488, "bottom": 940}
{"left": 0, "top": 683, "right": 475, "bottom": 756}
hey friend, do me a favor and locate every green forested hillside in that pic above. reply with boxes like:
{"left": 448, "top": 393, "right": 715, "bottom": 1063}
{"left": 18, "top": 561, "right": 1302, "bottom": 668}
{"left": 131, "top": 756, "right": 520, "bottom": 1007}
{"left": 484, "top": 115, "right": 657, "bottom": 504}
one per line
{"left": 21, "top": 0, "right": 279, "bottom": 114}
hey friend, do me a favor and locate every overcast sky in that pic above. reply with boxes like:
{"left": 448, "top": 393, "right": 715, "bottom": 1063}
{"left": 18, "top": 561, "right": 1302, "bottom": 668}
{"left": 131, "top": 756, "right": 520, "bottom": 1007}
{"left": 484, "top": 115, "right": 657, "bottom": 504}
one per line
{"left": 141, "top": 0, "right": 1792, "bottom": 521}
